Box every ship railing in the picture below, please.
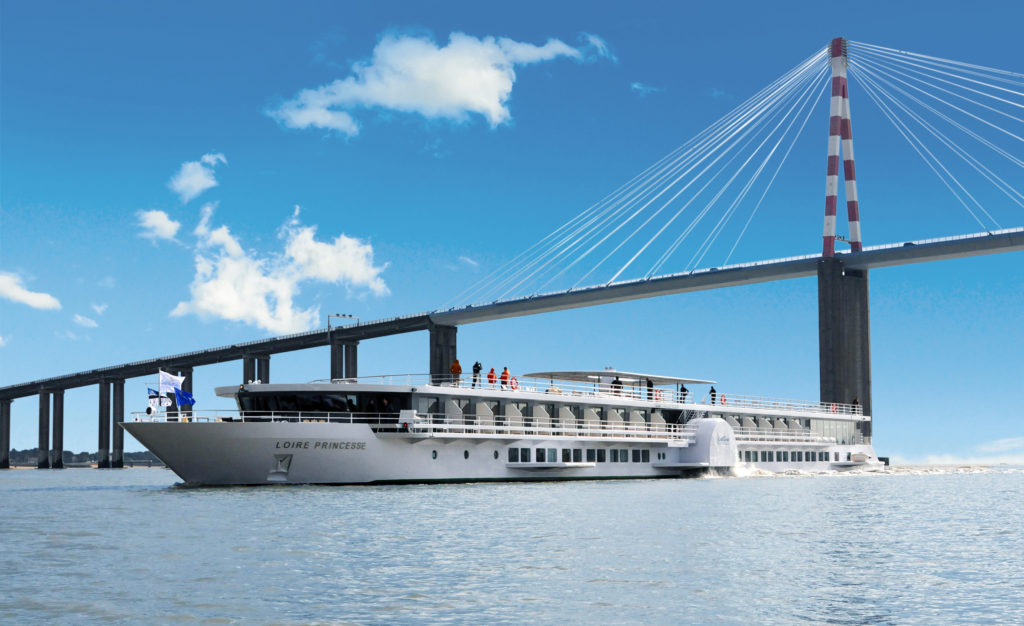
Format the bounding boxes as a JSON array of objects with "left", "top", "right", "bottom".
[
  {"left": 127, "top": 410, "right": 701, "bottom": 441},
  {"left": 731, "top": 427, "right": 837, "bottom": 444},
  {"left": 304, "top": 374, "right": 863, "bottom": 417},
  {"left": 409, "top": 413, "right": 701, "bottom": 441}
]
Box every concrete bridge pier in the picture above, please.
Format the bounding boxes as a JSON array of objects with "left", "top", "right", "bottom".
[
  {"left": 818, "top": 257, "right": 872, "bottom": 437},
  {"left": 429, "top": 323, "right": 457, "bottom": 384},
  {"left": 0, "top": 401, "right": 10, "bottom": 471},
  {"left": 243, "top": 356, "right": 256, "bottom": 383},
  {"left": 51, "top": 390, "right": 64, "bottom": 468},
  {"left": 256, "top": 356, "right": 270, "bottom": 383},
  {"left": 111, "top": 380, "right": 124, "bottom": 468},
  {"left": 37, "top": 392, "right": 50, "bottom": 468},
  {"left": 97, "top": 382, "right": 111, "bottom": 468},
  {"left": 1, "top": 399, "right": 10, "bottom": 469},
  {"left": 330, "top": 339, "right": 358, "bottom": 379}
]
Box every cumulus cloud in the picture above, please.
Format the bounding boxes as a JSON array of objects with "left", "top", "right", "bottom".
[
  {"left": 137, "top": 209, "right": 181, "bottom": 241},
  {"left": 268, "top": 31, "right": 608, "bottom": 137},
  {"left": 73, "top": 313, "right": 98, "bottom": 328},
  {"left": 168, "top": 153, "right": 227, "bottom": 203},
  {"left": 91, "top": 303, "right": 108, "bottom": 315},
  {"left": 0, "top": 272, "right": 61, "bottom": 310},
  {"left": 171, "top": 204, "right": 389, "bottom": 334}
]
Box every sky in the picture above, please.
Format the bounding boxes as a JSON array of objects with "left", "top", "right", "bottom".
[{"left": 1, "top": 0, "right": 1022, "bottom": 464}]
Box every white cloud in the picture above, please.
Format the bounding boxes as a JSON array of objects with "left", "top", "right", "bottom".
[
  {"left": 268, "top": 31, "right": 607, "bottom": 137},
  {"left": 168, "top": 153, "right": 227, "bottom": 203},
  {"left": 97, "top": 276, "right": 116, "bottom": 288},
  {"left": 581, "top": 33, "right": 616, "bottom": 62},
  {"left": 458, "top": 255, "right": 479, "bottom": 267},
  {"left": 631, "top": 82, "right": 661, "bottom": 96},
  {"left": 137, "top": 209, "right": 181, "bottom": 241},
  {"left": 0, "top": 335, "right": 6, "bottom": 347},
  {"left": 0, "top": 272, "right": 61, "bottom": 310},
  {"left": 91, "top": 303, "right": 108, "bottom": 315},
  {"left": 172, "top": 204, "right": 389, "bottom": 334},
  {"left": 73, "top": 313, "right": 98, "bottom": 328}
]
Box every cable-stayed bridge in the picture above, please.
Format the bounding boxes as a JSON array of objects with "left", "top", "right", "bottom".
[{"left": 2, "top": 38, "right": 1022, "bottom": 468}]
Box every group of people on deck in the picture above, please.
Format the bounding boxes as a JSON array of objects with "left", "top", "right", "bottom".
[{"left": 449, "top": 359, "right": 513, "bottom": 389}]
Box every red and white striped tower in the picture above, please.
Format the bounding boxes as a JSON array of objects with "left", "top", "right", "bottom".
[{"left": 822, "top": 37, "right": 862, "bottom": 256}]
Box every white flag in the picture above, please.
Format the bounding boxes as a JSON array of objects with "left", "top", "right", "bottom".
[{"left": 159, "top": 370, "right": 185, "bottom": 394}]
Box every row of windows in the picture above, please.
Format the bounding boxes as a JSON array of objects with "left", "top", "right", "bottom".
[
  {"left": 741, "top": 450, "right": 837, "bottom": 463},
  {"left": 507, "top": 447, "right": 652, "bottom": 464}
]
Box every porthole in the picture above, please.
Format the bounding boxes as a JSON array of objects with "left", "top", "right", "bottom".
[
  {"left": 432, "top": 450, "right": 437, "bottom": 460},
  {"left": 464, "top": 450, "right": 469, "bottom": 460},
  {"left": 493, "top": 450, "right": 499, "bottom": 460}
]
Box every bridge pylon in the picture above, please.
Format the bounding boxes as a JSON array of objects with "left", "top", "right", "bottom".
[
  {"left": 822, "top": 37, "right": 862, "bottom": 256},
  {"left": 819, "top": 38, "right": 871, "bottom": 438}
]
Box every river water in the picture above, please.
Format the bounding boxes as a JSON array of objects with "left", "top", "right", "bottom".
[{"left": 1, "top": 466, "right": 1021, "bottom": 624}]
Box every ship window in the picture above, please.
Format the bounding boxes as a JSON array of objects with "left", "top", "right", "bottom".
[
  {"left": 795, "top": 451, "right": 801, "bottom": 462},
  {"left": 508, "top": 448, "right": 519, "bottom": 462},
  {"left": 464, "top": 450, "right": 469, "bottom": 460},
  {"left": 766, "top": 451, "right": 773, "bottom": 462},
  {"left": 641, "top": 449, "right": 650, "bottom": 463},
  {"left": 573, "top": 449, "right": 582, "bottom": 463},
  {"left": 619, "top": 449, "right": 628, "bottom": 463},
  {"left": 759, "top": 451, "right": 766, "bottom": 462},
  {"left": 609, "top": 449, "right": 618, "bottom": 462},
  {"left": 535, "top": 448, "right": 546, "bottom": 462},
  {"left": 586, "top": 449, "right": 596, "bottom": 462},
  {"left": 548, "top": 448, "right": 556, "bottom": 462},
  {"left": 521, "top": 448, "right": 531, "bottom": 462},
  {"left": 632, "top": 449, "right": 641, "bottom": 463},
  {"left": 597, "top": 449, "right": 606, "bottom": 463},
  {"left": 431, "top": 450, "right": 437, "bottom": 460},
  {"left": 562, "top": 448, "right": 571, "bottom": 463},
  {"left": 494, "top": 450, "right": 499, "bottom": 460}
]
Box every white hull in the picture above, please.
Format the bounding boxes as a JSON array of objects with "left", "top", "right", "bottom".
[{"left": 123, "top": 417, "right": 881, "bottom": 486}]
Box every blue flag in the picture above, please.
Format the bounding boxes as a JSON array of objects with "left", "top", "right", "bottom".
[
  {"left": 174, "top": 388, "right": 196, "bottom": 406},
  {"left": 147, "top": 388, "right": 160, "bottom": 399}
]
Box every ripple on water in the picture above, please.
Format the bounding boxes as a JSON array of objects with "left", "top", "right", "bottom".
[{"left": 1, "top": 467, "right": 1023, "bottom": 623}]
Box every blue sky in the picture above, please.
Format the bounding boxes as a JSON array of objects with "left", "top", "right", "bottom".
[{"left": 2, "top": 0, "right": 1022, "bottom": 463}]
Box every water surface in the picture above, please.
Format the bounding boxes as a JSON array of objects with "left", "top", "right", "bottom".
[{"left": 1, "top": 466, "right": 1021, "bottom": 623}]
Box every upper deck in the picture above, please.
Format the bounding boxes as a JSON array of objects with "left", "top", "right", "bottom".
[{"left": 216, "top": 372, "right": 868, "bottom": 421}]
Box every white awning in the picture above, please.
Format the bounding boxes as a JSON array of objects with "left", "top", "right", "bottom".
[{"left": 523, "top": 369, "right": 715, "bottom": 386}]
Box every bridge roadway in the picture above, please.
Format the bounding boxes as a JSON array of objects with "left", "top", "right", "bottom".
[{"left": 1, "top": 227, "right": 1021, "bottom": 402}]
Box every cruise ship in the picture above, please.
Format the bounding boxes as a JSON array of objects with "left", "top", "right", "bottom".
[{"left": 122, "top": 369, "right": 882, "bottom": 486}]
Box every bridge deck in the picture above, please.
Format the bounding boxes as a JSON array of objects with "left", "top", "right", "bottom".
[{"left": 1, "top": 228, "right": 1021, "bottom": 400}]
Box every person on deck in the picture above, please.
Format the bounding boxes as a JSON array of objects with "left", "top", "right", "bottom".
[
  {"left": 646, "top": 378, "right": 654, "bottom": 400},
  {"left": 680, "top": 384, "right": 689, "bottom": 403},
  {"left": 500, "top": 367, "right": 510, "bottom": 390},
  {"left": 487, "top": 367, "right": 497, "bottom": 387},
  {"left": 450, "top": 359, "right": 462, "bottom": 384},
  {"left": 472, "top": 361, "right": 482, "bottom": 388},
  {"left": 611, "top": 377, "right": 622, "bottom": 395}
]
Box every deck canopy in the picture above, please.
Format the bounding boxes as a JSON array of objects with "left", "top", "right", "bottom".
[{"left": 524, "top": 369, "right": 715, "bottom": 386}]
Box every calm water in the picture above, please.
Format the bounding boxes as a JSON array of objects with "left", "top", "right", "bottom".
[{"left": 1, "top": 467, "right": 1021, "bottom": 624}]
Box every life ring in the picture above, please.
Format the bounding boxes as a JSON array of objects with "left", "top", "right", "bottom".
[
  {"left": 720, "top": 395, "right": 727, "bottom": 405},
  {"left": 654, "top": 389, "right": 663, "bottom": 401},
  {"left": 510, "top": 377, "right": 519, "bottom": 391},
  {"left": 830, "top": 403, "right": 837, "bottom": 414}
]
